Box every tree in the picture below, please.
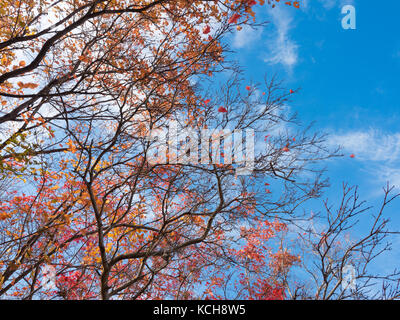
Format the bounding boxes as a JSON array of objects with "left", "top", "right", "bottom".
[
  {"left": 286, "top": 184, "right": 400, "bottom": 300},
  {"left": 0, "top": 0, "right": 320, "bottom": 300},
  {"left": 1, "top": 0, "right": 398, "bottom": 301}
]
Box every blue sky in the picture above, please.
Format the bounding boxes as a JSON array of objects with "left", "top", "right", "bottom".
[{"left": 227, "top": 0, "right": 400, "bottom": 274}]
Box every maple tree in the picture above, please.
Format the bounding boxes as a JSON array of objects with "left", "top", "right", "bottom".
[
  {"left": 0, "top": 0, "right": 311, "bottom": 300},
  {"left": 1, "top": 0, "right": 398, "bottom": 301}
]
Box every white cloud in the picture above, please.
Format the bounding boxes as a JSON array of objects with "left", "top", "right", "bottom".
[
  {"left": 264, "top": 7, "right": 298, "bottom": 70},
  {"left": 318, "top": 0, "right": 338, "bottom": 10},
  {"left": 232, "top": 25, "right": 262, "bottom": 49},
  {"left": 328, "top": 130, "right": 400, "bottom": 163},
  {"left": 328, "top": 129, "right": 400, "bottom": 189},
  {"left": 378, "top": 166, "right": 400, "bottom": 189},
  {"left": 261, "top": 0, "right": 357, "bottom": 70}
]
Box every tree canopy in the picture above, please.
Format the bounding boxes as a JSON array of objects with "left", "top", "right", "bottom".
[{"left": 0, "top": 0, "right": 398, "bottom": 300}]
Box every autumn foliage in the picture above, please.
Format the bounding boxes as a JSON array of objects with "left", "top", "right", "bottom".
[{"left": 1, "top": 0, "right": 398, "bottom": 301}]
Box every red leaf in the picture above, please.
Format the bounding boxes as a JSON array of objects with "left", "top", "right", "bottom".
[
  {"left": 228, "top": 13, "right": 241, "bottom": 24},
  {"left": 218, "top": 106, "right": 227, "bottom": 113},
  {"left": 203, "top": 25, "right": 211, "bottom": 34}
]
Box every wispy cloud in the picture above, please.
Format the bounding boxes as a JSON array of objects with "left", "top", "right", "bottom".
[
  {"left": 232, "top": 25, "right": 262, "bottom": 49},
  {"left": 264, "top": 6, "right": 298, "bottom": 70},
  {"left": 328, "top": 130, "right": 400, "bottom": 163}
]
